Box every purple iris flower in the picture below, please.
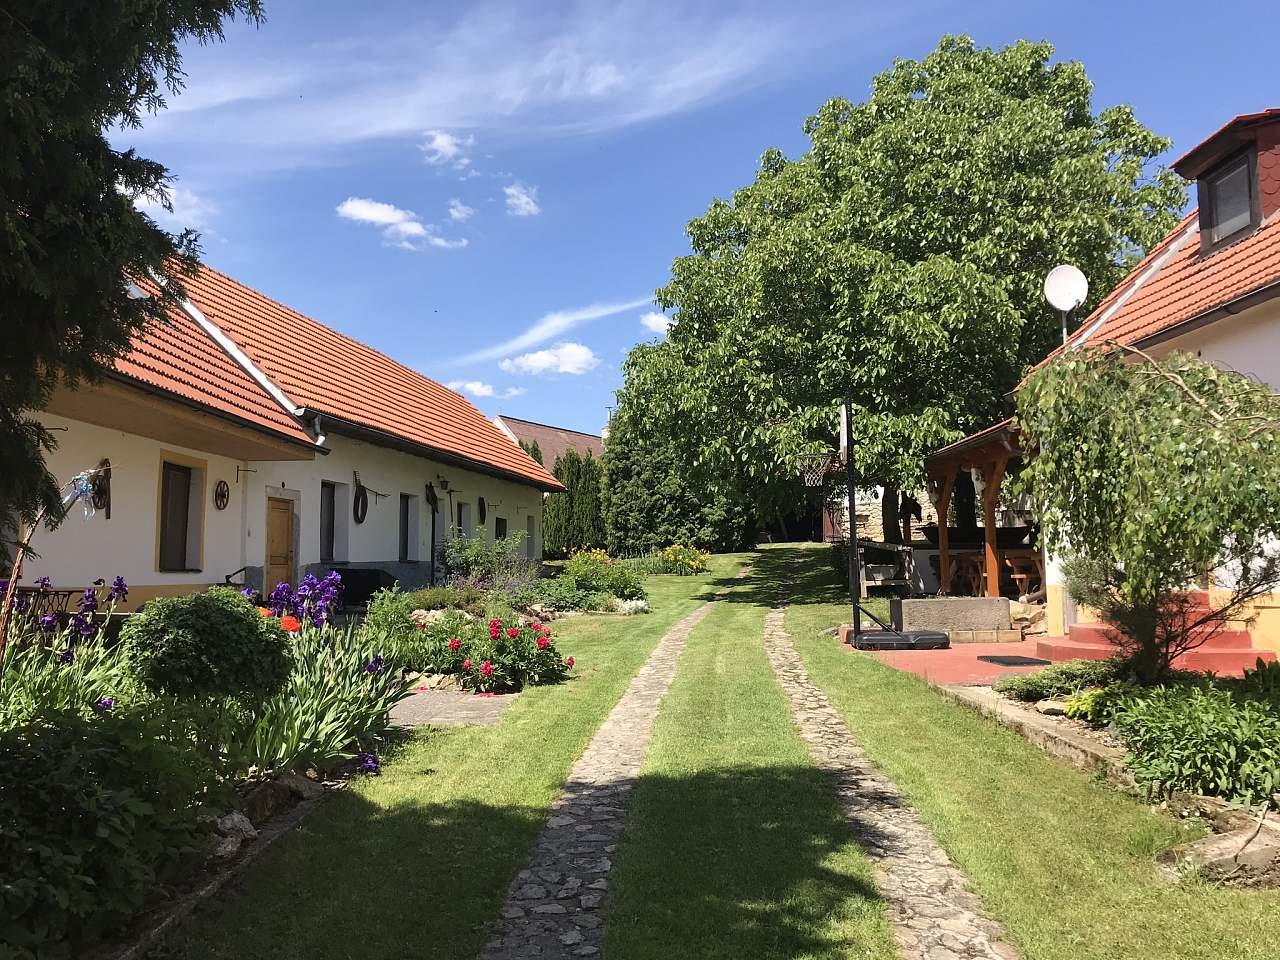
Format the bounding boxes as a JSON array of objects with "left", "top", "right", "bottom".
[
  {"left": 107, "top": 576, "right": 128, "bottom": 603},
  {"left": 356, "top": 751, "right": 380, "bottom": 775},
  {"left": 364, "top": 653, "right": 385, "bottom": 673},
  {"left": 39, "top": 614, "right": 57, "bottom": 633},
  {"left": 14, "top": 594, "right": 30, "bottom": 614},
  {"left": 35, "top": 576, "right": 52, "bottom": 591},
  {"left": 267, "top": 581, "right": 294, "bottom": 618},
  {"left": 94, "top": 697, "right": 115, "bottom": 711},
  {"left": 79, "top": 589, "right": 99, "bottom": 614},
  {"left": 58, "top": 647, "right": 75, "bottom": 664},
  {"left": 69, "top": 612, "right": 96, "bottom": 639},
  {"left": 240, "top": 586, "right": 256, "bottom": 600}
]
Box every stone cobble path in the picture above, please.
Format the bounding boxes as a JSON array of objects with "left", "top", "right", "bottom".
[
  {"left": 763, "top": 608, "right": 1021, "bottom": 960},
  {"left": 482, "top": 585, "right": 736, "bottom": 959}
]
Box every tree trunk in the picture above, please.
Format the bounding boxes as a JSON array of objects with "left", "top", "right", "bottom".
[{"left": 880, "top": 485, "right": 901, "bottom": 544}]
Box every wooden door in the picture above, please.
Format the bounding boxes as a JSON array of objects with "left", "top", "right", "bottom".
[{"left": 265, "top": 497, "right": 294, "bottom": 591}]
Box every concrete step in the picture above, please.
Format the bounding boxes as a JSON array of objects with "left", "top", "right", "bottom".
[{"left": 1068, "top": 621, "right": 1255, "bottom": 650}]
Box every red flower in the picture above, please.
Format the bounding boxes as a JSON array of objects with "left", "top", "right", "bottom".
[
  {"left": 536, "top": 636, "right": 550, "bottom": 650},
  {"left": 531, "top": 622, "right": 543, "bottom": 632},
  {"left": 280, "top": 615, "right": 302, "bottom": 633},
  {"left": 448, "top": 636, "right": 461, "bottom": 652},
  {"left": 480, "top": 660, "right": 494, "bottom": 678},
  {"left": 506, "top": 627, "right": 519, "bottom": 639},
  {"left": 417, "top": 623, "right": 426, "bottom": 631},
  {"left": 490, "top": 624, "right": 501, "bottom": 640},
  {"left": 566, "top": 656, "right": 574, "bottom": 669},
  {"left": 462, "top": 657, "right": 472, "bottom": 672}
]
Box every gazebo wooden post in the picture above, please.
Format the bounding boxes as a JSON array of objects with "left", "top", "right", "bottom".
[
  {"left": 935, "top": 470, "right": 956, "bottom": 595},
  {"left": 981, "top": 456, "right": 1009, "bottom": 598}
]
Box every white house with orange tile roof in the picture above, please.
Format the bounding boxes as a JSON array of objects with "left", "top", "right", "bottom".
[
  {"left": 22, "top": 265, "right": 562, "bottom": 608},
  {"left": 924, "top": 109, "right": 1280, "bottom": 662}
]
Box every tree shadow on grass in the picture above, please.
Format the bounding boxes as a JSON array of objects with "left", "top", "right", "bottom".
[
  {"left": 143, "top": 762, "right": 894, "bottom": 960},
  {"left": 606, "top": 764, "right": 893, "bottom": 960},
  {"left": 698, "top": 546, "right": 856, "bottom": 609}
]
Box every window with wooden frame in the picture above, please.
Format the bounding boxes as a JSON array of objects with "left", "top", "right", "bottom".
[
  {"left": 1199, "top": 149, "right": 1261, "bottom": 254},
  {"left": 157, "top": 456, "right": 205, "bottom": 572}
]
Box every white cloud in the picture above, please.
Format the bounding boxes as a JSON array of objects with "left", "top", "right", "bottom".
[
  {"left": 421, "top": 129, "right": 474, "bottom": 168},
  {"left": 135, "top": 184, "right": 218, "bottom": 231},
  {"left": 447, "top": 379, "right": 495, "bottom": 397},
  {"left": 448, "top": 197, "right": 475, "bottom": 221},
  {"left": 452, "top": 296, "right": 650, "bottom": 366},
  {"left": 504, "top": 183, "right": 540, "bottom": 217},
  {"left": 503, "top": 386, "right": 527, "bottom": 398},
  {"left": 118, "top": 7, "right": 899, "bottom": 178},
  {"left": 335, "top": 196, "right": 467, "bottom": 251},
  {"left": 500, "top": 342, "right": 598, "bottom": 375},
  {"left": 639, "top": 311, "right": 672, "bottom": 335}
]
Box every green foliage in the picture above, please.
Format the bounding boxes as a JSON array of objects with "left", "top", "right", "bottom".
[
  {"left": 511, "top": 577, "right": 600, "bottom": 613},
  {"left": 454, "top": 617, "right": 570, "bottom": 693},
  {"left": 245, "top": 624, "right": 409, "bottom": 775},
  {"left": 562, "top": 549, "right": 647, "bottom": 600},
  {"left": 519, "top": 438, "right": 544, "bottom": 464},
  {"left": 0, "top": 710, "right": 210, "bottom": 956},
  {"left": 442, "top": 532, "right": 529, "bottom": 583},
  {"left": 619, "top": 545, "right": 712, "bottom": 577},
  {"left": 642, "top": 35, "right": 1182, "bottom": 515},
  {"left": 993, "top": 658, "right": 1126, "bottom": 702},
  {"left": 1113, "top": 686, "right": 1280, "bottom": 808},
  {"left": 1234, "top": 657, "right": 1280, "bottom": 708},
  {"left": 602, "top": 341, "right": 756, "bottom": 555},
  {"left": 0, "top": 1, "right": 261, "bottom": 542},
  {"left": 1062, "top": 683, "right": 1139, "bottom": 726},
  {"left": 401, "top": 585, "right": 487, "bottom": 618},
  {"left": 0, "top": 636, "right": 132, "bottom": 729},
  {"left": 543, "top": 450, "right": 606, "bottom": 557},
  {"left": 363, "top": 586, "right": 416, "bottom": 641},
  {"left": 1019, "top": 349, "right": 1280, "bottom": 682},
  {"left": 121, "top": 588, "right": 291, "bottom": 702}
]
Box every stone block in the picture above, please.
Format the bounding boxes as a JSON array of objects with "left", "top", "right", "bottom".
[{"left": 892, "top": 597, "right": 1011, "bottom": 632}]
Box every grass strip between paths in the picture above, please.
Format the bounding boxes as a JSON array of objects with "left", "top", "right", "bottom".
[
  {"left": 605, "top": 578, "right": 898, "bottom": 960},
  {"left": 773, "top": 545, "right": 1280, "bottom": 960},
  {"left": 148, "top": 555, "right": 746, "bottom": 960}
]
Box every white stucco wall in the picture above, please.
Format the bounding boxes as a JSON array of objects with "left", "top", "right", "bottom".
[
  {"left": 21, "top": 413, "right": 249, "bottom": 598},
  {"left": 21, "top": 415, "right": 545, "bottom": 604},
  {"left": 243, "top": 433, "right": 544, "bottom": 586}
]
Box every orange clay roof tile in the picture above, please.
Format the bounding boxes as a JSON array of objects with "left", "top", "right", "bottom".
[
  {"left": 115, "top": 277, "right": 315, "bottom": 446},
  {"left": 178, "top": 264, "right": 562, "bottom": 490}
]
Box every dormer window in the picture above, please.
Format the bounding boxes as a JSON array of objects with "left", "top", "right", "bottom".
[{"left": 1199, "top": 149, "right": 1260, "bottom": 254}]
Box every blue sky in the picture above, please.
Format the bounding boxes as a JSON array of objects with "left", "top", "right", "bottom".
[{"left": 122, "top": 0, "right": 1279, "bottom": 436}]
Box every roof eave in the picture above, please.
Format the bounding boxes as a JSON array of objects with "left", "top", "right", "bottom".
[{"left": 311, "top": 410, "right": 565, "bottom": 492}]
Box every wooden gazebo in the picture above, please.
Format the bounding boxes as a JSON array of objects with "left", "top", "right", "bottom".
[{"left": 924, "top": 418, "right": 1041, "bottom": 598}]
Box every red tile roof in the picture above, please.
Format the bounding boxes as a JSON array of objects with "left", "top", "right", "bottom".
[
  {"left": 1035, "top": 204, "right": 1280, "bottom": 367},
  {"left": 179, "top": 264, "right": 562, "bottom": 490},
  {"left": 115, "top": 277, "right": 316, "bottom": 447},
  {"left": 495, "top": 416, "right": 604, "bottom": 469}
]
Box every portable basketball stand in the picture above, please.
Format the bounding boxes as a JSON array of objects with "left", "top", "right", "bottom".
[{"left": 829, "top": 395, "right": 949, "bottom": 652}]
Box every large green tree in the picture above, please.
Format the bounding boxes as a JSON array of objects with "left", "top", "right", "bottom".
[
  {"left": 658, "top": 36, "right": 1184, "bottom": 510},
  {"left": 602, "top": 341, "right": 756, "bottom": 554},
  {"left": 1, "top": 1, "right": 260, "bottom": 547},
  {"left": 542, "top": 450, "right": 606, "bottom": 557}
]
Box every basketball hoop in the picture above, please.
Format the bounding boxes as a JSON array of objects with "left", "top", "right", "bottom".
[{"left": 798, "top": 451, "right": 835, "bottom": 489}]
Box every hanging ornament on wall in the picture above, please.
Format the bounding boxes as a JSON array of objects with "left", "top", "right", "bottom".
[
  {"left": 353, "top": 483, "right": 369, "bottom": 524},
  {"left": 213, "top": 480, "right": 230, "bottom": 510},
  {"left": 89, "top": 459, "right": 112, "bottom": 519}
]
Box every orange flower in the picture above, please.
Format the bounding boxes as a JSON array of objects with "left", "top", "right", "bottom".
[
  {"left": 258, "top": 607, "right": 272, "bottom": 617},
  {"left": 280, "top": 615, "right": 302, "bottom": 632}
]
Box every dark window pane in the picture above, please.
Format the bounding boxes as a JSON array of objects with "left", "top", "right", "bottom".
[
  {"left": 159, "top": 462, "right": 191, "bottom": 571},
  {"left": 1211, "top": 158, "right": 1253, "bottom": 241},
  {"left": 495, "top": 517, "right": 508, "bottom": 539},
  {"left": 320, "top": 482, "right": 335, "bottom": 562}
]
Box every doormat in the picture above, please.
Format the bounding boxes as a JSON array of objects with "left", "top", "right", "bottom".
[{"left": 977, "top": 655, "right": 1051, "bottom": 667}]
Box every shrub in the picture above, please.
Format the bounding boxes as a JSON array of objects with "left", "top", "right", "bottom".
[
  {"left": 512, "top": 576, "right": 611, "bottom": 613},
  {"left": 391, "top": 610, "right": 480, "bottom": 674},
  {"left": 604, "top": 563, "right": 646, "bottom": 601},
  {"left": 402, "top": 585, "right": 486, "bottom": 618},
  {"left": 1113, "top": 685, "right": 1280, "bottom": 808},
  {"left": 121, "top": 587, "right": 292, "bottom": 703},
  {"left": 1233, "top": 657, "right": 1280, "bottom": 709},
  {"left": 364, "top": 585, "right": 416, "bottom": 640},
  {"left": 993, "top": 658, "right": 1126, "bottom": 702},
  {"left": 245, "top": 623, "right": 410, "bottom": 775},
  {"left": 564, "top": 548, "right": 614, "bottom": 592},
  {"left": 442, "top": 533, "right": 538, "bottom": 593},
  {"left": 0, "top": 711, "right": 210, "bottom": 956},
  {"left": 657, "top": 544, "right": 711, "bottom": 575},
  {"left": 1062, "top": 683, "right": 1140, "bottom": 726},
  {"left": 453, "top": 617, "right": 570, "bottom": 693}
]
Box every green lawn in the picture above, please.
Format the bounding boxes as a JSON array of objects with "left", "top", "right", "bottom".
[
  {"left": 767, "top": 545, "right": 1280, "bottom": 960},
  {"left": 148, "top": 555, "right": 745, "bottom": 960},
  {"left": 605, "top": 582, "right": 897, "bottom": 959}
]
